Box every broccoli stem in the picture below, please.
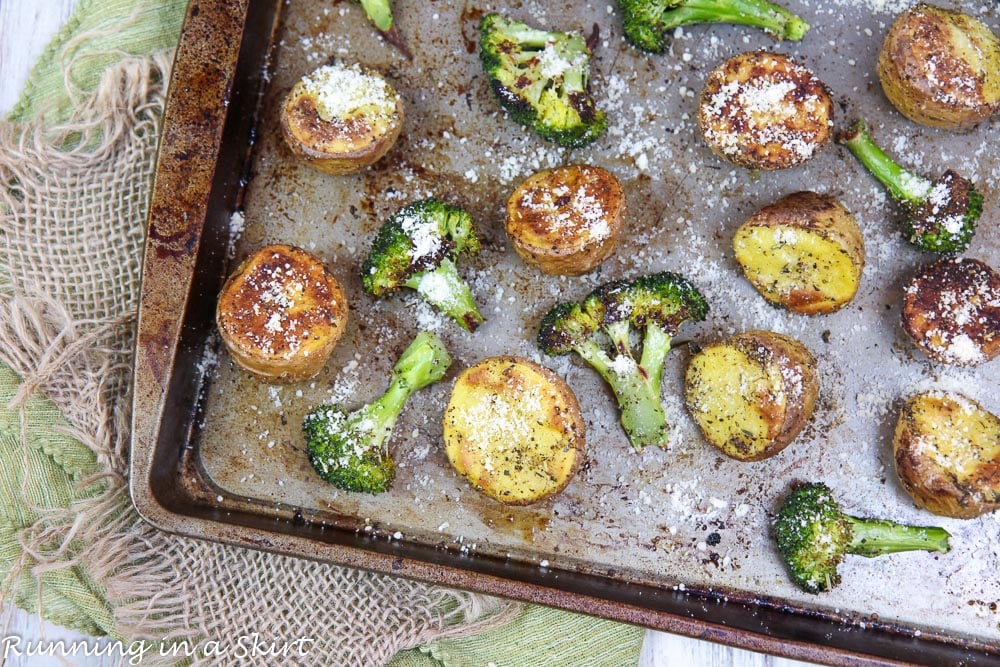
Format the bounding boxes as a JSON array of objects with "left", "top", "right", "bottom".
[
  {"left": 406, "top": 258, "right": 485, "bottom": 332},
  {"left": 847, "top": 517, "right": 951, "bottom": 557},
  {"left": 358, "top": 0, "right": 412, "bottom": 59},
  {"left": 662, "top": 0, "right": 809, "bottom": 39},
  {"left": 391, "top": 330, "right": 452, "bottom": 392},
  {"left": 839, "top": 120, "right": 933, "bottom": 205},
  {"left": 638, "top": 323, "right": 672, "bottom": 389},
  {"left": 359, "top": 384, "right": 409, "bottom": 453},
  {"left": 501, "top": 22, "right": 562, "bottom": 49},
  {"left": 361, "top": 331, "right": 451, "bottom": 452},
  {"left": 576, "top": 339, "right": 669, "bottom": 449},
  {"left": 359, "top": 0, "right": 393, "bottom": 31}
]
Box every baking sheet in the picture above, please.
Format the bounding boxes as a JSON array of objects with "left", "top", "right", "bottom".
[{"left": 192, "top": 0, "right": 1000, "bottom": 648}]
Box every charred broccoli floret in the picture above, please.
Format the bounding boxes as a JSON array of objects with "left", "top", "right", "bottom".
[
  {"left": 538, "top": 272, "right": 708, "bottom": 449},
  {"left": 479, "top": 13, "right": 607, "bottom": 147},
  {"left": 358, "top": 0, "right": 411, "bottom": 59},
  {"left": 303, "top": 331, "right": 451, "bottom": 493},
  {"left": 839, "top": 120, "right": 982, "bottom": 254},
  {"left": 617, "top": 0, "right": 809, "bottom": 53},
  {"left": 362, "top": 199, "right": 485, "bottom": 332},
  {"left": 774, "top": 482, "right": 951, "bottom": 593}
]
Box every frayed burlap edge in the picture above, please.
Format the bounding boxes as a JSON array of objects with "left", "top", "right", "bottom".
[{"left": 0, "top": 45, "right": 520, "bottom": 666}]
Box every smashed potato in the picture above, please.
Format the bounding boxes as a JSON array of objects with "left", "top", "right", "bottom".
[
  {"left": 281, "top": 62, "right": 404, "bottom": 175},
  {"left": 697, "top": 51, "right": 833, "bottom": 171},
  {"left": 734, "top": 191, "right": 865, "bottom": 314},
  {"left": 443, "top": 356, "right": 585, "bottom": 505},
  {"left": 685, "top": 330, "right": 819, "bottom": 461},
  {"left": 878, "top": 4, "right": 1000, "bottom": 129},
  {"left": 894, "top": 391, "right": 1000, "bottom": 518},
  {"left": 216, "top": 244, "right": 348, "bottom": 383},
  {"left": 506, "top": 165, "right": 625, "bottom": 276}
]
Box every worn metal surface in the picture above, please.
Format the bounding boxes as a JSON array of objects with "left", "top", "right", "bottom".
[{"left": 133, "top": 0, "right": 1000, "bottom": 663}]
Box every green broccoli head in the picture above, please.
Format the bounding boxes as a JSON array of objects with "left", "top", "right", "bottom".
[
  {"left": 773, "top": 482, "right": 853, "bottom": 593},
  {"left": 538, "top": 301, "right": 599, "bottom": 356},
  {"left": 538, "top": 272, "right": 708, "bottom": 449},
  {"left": 479, "top": 13, "right": 607, "bottom": 148},
  {"left": 606, "top": 271, "right": 709, "bottom": 331},
  {"left": 303, "top": 404, "right": 396, "bottom": 493},
  {"left": 774, "top": 482, "right": 951, "bottom": 593},
  {"left": 303, "top": 331, "right": 452, "bottom": 494},
  {"left": 904, "top": 170, "right": 982, "bottom": 254},
  {"left": 362, "top": 199, "right": 485, "bottom": 331},
  {"left": 617, "top": 0, "right": 809, "bottom": 54}
]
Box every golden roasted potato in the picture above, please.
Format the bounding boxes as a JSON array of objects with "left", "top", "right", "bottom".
[
  {"left": 878, "top": 4, "right": 1000, "bottom": 130},
  {"left": 902, "top": 257, "right": 1000, "bottom": 366},
  {"left": 894, "top": 391, "right": 1000, "bottom": 518},
  {"left": 280, "top": 62, "right": 404, "bottom": 175},
  {"left": 443, "top": 356, "right": 585, "bottom": 505},
  {"left": 216, "top": 244, "right": 348, "bottom": 383},
  {"left": 506, "top": 165, "right": 625, "bottom": 276},
  {"left": 733, "top": 191, "right": 865, "bottom": 314},
  {"left": 685, "top": 330, "right": 819, "bottom": 461},
  {"left": 697, "top": 51, "right": 833, "bottom": 171}
]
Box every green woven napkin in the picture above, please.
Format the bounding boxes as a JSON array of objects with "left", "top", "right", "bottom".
[
  {"left": 388, "top": 606, "right": 643, "bottom": 667},
  {"left": 2, "top": 0, "right": 646, "bottom": 663},
  {"left": 0, "top": 364, "right": 112, "bottom": 637}
]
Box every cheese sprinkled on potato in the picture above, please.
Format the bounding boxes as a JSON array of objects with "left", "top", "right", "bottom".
[{"left": 302, "top": 62, "right": 399, "bottom": 124}]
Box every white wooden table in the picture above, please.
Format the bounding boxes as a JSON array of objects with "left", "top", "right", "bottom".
[{"left": 0, "top": 1, "right": 817, "bottom": 665}]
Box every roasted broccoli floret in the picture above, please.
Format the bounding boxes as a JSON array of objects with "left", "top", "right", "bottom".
[
  {"left": 362, "top": 199, "right": 485, "bottom": 332},
  {"left": 774, "top": 482, "right": 951, "bottom": 593},
  {"left": 538, "top": 272, "right": 708, "bottom": 449},
  {"left": 358, "top": 0, "right": 412, "bottom": 59},
  {"left": 303, "top": 331, "right": 451, "bottom": 493},
  {"left": 617, "top": 0, "right": 809, "bottom": 53},
  {"left": 839, "top": 120, "right": 982, "bottom": 254},
  {"left": 479, "top": 13, "right": 607, "bottom": 148}
]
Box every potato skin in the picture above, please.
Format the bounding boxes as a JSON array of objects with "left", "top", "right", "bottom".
[
  {"left": 443, "top": 356, "right": 585, "bottom": 505},
  {"left": 894, "top": 392, "right": 1000, "bottom": 518},
  {"left": 685, "top": 330, "right": 819, "bottom": 461},
  {"left": 280, "top": 65, "right": 404, "bottom": 175},
  {"left": 902, "top": 257, "right": 1000, "bottom": 367},
  {"left": 697, "top": 51, "right": 833, "bottom": 171},
  {"left": 878, "top": 4, "right": 1000, "bottom": 130},
  {"left": 734, "top": 192, "right": 865, "bottom": 314},
  {"left": 216, "top": 244, "right": 348, "bottom": 383},
  {"left": 505, "top": 165, "right": 625, "bottom": 276}
]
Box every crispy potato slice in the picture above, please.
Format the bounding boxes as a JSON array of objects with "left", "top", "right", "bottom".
[
  {"left": 733, "top": 191, "right": 865, "bottom": 314},
  {"left": 443, "top": 356, "right": 585, "bottom": 505},
  {"left": 878, "top": 4, "right": 1000, "bottom": 130},
  {"left": 902, "top": 257, "right": 1000, "bottom": 367},
  {"left": 216, "top": 244, "right": 348, "bottom": 383},
  {"left": 685, "top": 330, "right": 819, "bottom": 461},
  {"left": 280, "top": 62, "right": 404, "bottom": 175},
  {"left": 894, "top": 391, "right": 1000, "bottom": 518},
  {"left": 697, "top": 51, "right": 833, "bottom": 171},
  {"left": 505, "top": 165, "right": 625, "bottom": 276}
]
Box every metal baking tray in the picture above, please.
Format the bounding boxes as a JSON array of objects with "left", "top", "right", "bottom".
[{"left": 131, "top": 0, "right": 1000, "bottom": 663}]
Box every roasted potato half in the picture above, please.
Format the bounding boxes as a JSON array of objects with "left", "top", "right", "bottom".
[
  {"left": 697, "top": 51, "right": 833, "bottom": 171},
  {"left": 506, "top": 165, "right": 625, "bottom": 276},
  {"left": 894, "top": 391, "right": 1000, "bottom": 518},
  {"left": 734, "top": 191, "right": 865, "bottom": 314},
  {"left": 443, "top": 356, "right": 585, "bottom": 505},
  {"left": 685, "top": 330, "right": 819, "bottom": 461},
  {"left": 280, "top": 62, "right": 404, "bottom": 175},
  {"left": 902, "top": 257, "right": 1000, "bottom": 366},
  {"left": 216, "top": 244, "right": 348, "bottom": 383},
  {"left": 878, "top": 4, "right": 1000, "bottom": 130}
]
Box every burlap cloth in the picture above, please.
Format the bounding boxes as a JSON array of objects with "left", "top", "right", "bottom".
[{"left": 0, "top": 0, "right": 645, "bottom": 665}]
